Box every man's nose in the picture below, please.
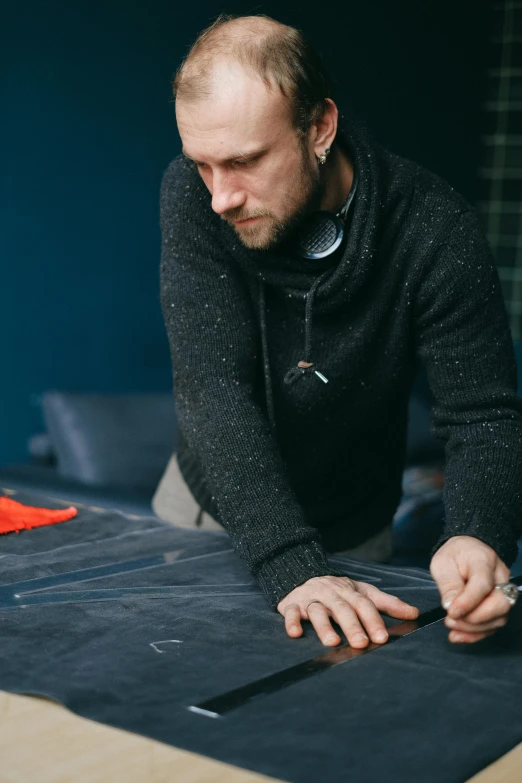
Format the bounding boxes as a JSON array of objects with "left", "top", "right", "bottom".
[{"left": 211, "top": 172, "right": 245, "bottom": 216}]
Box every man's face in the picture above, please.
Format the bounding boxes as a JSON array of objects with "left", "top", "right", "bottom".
[{"left": 176, "top": 59, "right": 323, "bottom": 250}]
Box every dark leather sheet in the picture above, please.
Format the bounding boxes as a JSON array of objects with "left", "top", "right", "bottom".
[{"left": 1, "top": 489, "right": 521, "bottom": 783}]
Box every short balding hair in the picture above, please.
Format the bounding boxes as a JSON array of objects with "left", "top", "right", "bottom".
[{"left": 173, "top": 14, "right": 334, "bottom": 138}]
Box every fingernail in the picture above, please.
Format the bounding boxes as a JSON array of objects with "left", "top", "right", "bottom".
[
  {"left": 442, "top": 591, "right": 459, "bottom": 609},
  {"left": 352, "top": 633, "right": 368, "bottom": 643},
  {"left": 451, "top": 633, "right": 465, "bottom": 643},
  {"left": 325, "top": 634, "right": 339, "bottom": 644},
  {"left": 375, "top": 631, "right": 388, "bottom": 643}
]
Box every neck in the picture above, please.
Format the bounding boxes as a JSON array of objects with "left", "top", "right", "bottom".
[{"left": 319, "top": 142, "right": 354, "bottom": 214}]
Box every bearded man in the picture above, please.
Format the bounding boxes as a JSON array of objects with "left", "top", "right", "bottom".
[{"left": 155, "top": 14, "right": 522, "bottom": 649}]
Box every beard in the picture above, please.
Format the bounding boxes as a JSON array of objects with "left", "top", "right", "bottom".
[{"left": 221, "top": 146, "right": 324, "bottom": 251}]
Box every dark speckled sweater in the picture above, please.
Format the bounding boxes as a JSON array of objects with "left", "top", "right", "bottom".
[{"left": 159, "top": 114, "right": 522, "bottom": 610}]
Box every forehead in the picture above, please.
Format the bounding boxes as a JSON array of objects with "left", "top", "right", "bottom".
[{"left": 176, "top": 59, "right": 294, "bottom": 162}]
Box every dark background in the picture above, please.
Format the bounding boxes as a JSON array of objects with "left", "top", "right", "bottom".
[{"left": 1, "top": 1, "right": 493, "bottom": 464}]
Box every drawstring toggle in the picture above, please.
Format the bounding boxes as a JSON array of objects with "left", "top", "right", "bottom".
[{"left": 284, "top": 361, "right": 329, "bottom": 386}]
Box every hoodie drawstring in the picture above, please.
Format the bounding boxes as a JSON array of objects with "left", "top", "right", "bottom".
[
  {"left": 258, "top": 269, "right": 333, "bottom": 438},
  {"left": 258, "top": 281, "right": 277, "bottom": 439}
]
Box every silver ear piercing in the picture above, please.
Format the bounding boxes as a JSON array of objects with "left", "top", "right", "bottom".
[{"left": 318, "top": 147, "right": 331, "bottom": 165}]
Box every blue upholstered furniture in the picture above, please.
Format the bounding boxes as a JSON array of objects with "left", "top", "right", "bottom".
[{"left": 0, "top": 392, "right": 178, "bottom": 517}]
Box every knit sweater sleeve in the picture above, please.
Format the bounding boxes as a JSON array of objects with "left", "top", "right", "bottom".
[
  {"left": 414, "top": 206, "right": 522, "bottom": 566},
  {"left": 159, "top": 159, "right": 340, "bottom": 609}
]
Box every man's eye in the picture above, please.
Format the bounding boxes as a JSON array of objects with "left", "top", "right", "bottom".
[{"left": 233, "top": 157, "right": 258, "bottom": 168}]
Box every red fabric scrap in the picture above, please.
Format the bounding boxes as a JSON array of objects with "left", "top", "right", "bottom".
[{"left": 0, "top": 495, "right": 78, "bottom": 534}]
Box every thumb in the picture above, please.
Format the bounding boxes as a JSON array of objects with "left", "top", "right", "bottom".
[{"left": 431, "top": 554, "right": 465, "bottom": 610}]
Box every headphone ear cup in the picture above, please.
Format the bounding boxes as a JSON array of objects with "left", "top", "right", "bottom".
[
  {"left": 294, "top": 161, "right": 358, "bottom": 261},
  {"left": 295, "top": 212, "right": 345, "bottom": 260}
]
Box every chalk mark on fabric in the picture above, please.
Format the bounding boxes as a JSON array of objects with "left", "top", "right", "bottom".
[{"left": 150, "top": 640, "right": 183, "bottom": 653}]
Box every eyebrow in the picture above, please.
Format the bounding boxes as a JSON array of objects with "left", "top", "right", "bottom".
[{"left": 182, "top": 147, "right": 268, "bottom": 165}]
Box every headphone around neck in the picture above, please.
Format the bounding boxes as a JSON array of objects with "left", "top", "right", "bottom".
[{"left": 294, "top": 156, "right": 359, "bottom": 261}]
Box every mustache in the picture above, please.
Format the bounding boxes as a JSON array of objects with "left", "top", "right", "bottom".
[{"left": 221, "top": 209, "right": 272, "bottom": 222}]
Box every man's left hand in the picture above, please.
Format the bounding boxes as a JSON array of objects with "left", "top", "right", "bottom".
[{"left": 430, "top": 535, "right": 514, "bottom": 643}]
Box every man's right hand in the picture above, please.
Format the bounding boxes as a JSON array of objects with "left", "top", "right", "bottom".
[{"left": 277, "top": 574, "right": 419, "bottom": 647}]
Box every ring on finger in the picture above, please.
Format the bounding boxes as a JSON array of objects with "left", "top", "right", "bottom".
[
  {"left": 495, "top": 582, "right": 519, "bottom": 606},
  {"left": 306, "top": 600, "right": 323, "bottom": 612}
]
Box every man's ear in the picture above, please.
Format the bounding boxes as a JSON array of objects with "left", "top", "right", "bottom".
[{"left": 312, "top": 98, "right": 338, "bottom": 160}]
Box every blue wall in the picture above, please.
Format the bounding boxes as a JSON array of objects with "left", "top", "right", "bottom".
[{"left": 1, "top": 1, "right": 491, "bottom": 464}]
